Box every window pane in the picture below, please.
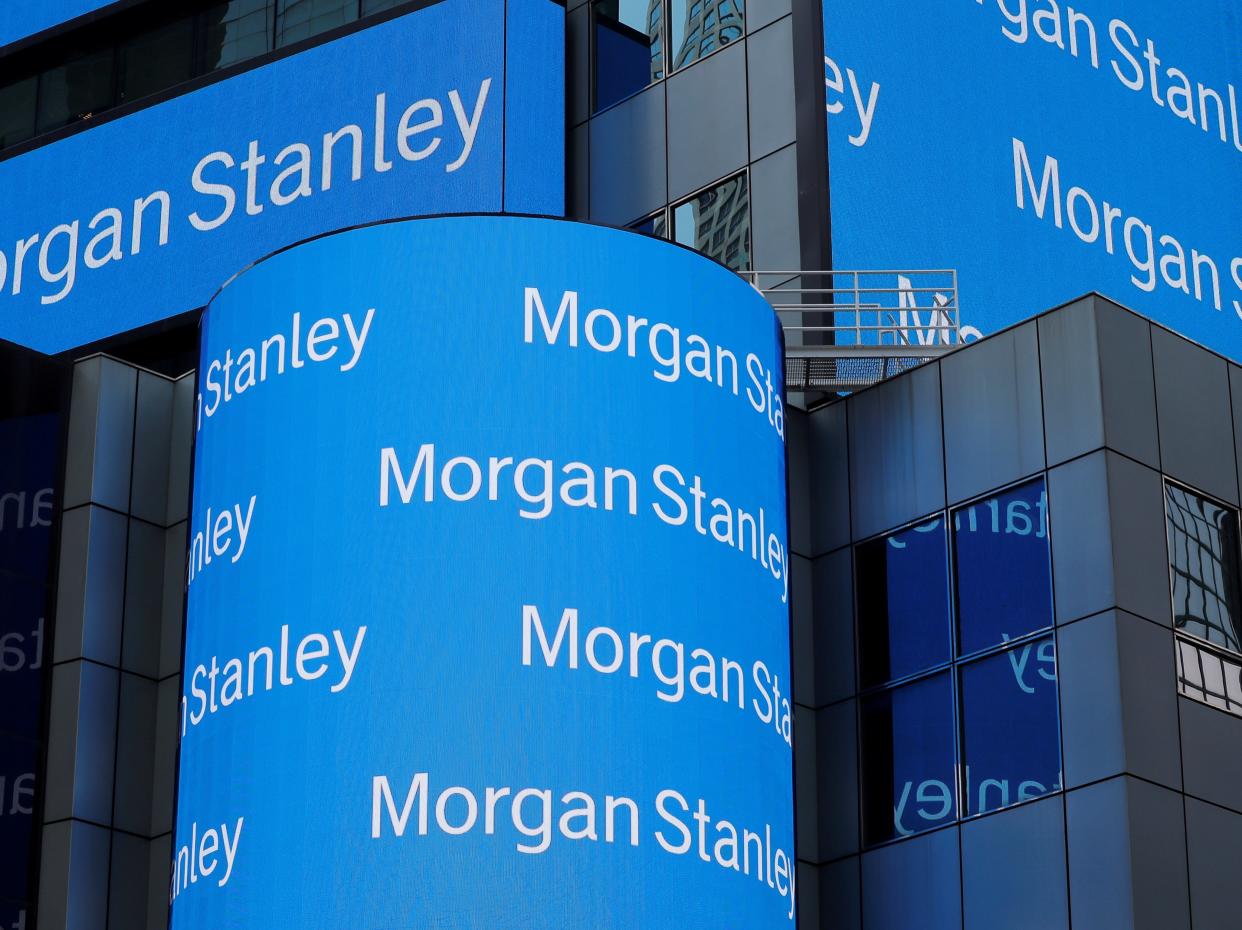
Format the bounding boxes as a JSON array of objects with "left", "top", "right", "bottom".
[
  {"left": 118, "top": 18, "right": 194, "bottom": 103},
  {"left": 860, "top": 672, "right": 955, "bottom": 845},
  {"left": 203, "top": 0, "right": 275, "bottom": 71},
  {"left": 1177, "top": 635, "right": 1242, "bottom": 715},
  {"left": 0, "top": 577, "right": 47, "bottom": 742},
  {"left": 855, "top": 516, "right": 951, "bottom": 688},
  {"left": 669, "top": 0, "right": 742, "bottom": 70},
  {"left": 0, "top": 734, "right": 37, "bottom": 901},
  {"left": 953, "top": 479, "right": 1052, "bottom": 655},
  {"left": 36, "top": 46, "right": 116, "bottom": 134},
  {"left": 593, "top": 0, "right": 662, "bottom": 112},
  {"left": 1166, "top": 483, "right": 1242, "bottom": 653},
  {"left": 671, "top": 173, "right": 749, "bottom": 272},
  {"left": 276, "top": 0, "right": 358, "bottom": 47},
  {"left": 960, "top": 637, "right": 1060, "bottom": 816},
  {"left": 629, "top": 211, "right": 667, "bottom": 237},
  {"left": 362, "top": 0, "right": 404, "bottom": 12},
  {"left": 0, "top": 76, "right": 36, "bottom": 148}
]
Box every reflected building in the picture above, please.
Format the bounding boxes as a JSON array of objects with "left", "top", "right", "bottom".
[
  {"left": 673, "top": 173, "right": 750, "bottom": 271},
  {"left": 0, "top": 347, "right": 65, "bottom": 928},
  {"left": 1165, "top": 482, "right": 1242, "bottom": 652},
  {"left": 669, "top": 0, "right": 743, "bottom": 70}
]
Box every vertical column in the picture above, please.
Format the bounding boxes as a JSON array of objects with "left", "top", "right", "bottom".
[{"left": 38, "top": 356, "right": 194, "bottom": 930}]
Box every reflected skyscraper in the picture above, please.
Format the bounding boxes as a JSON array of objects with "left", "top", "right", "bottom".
[
  {"left": 674, "top": 173, "right": 750, "bottom": 271},
  {"left": 670, "top": 0, "right": 742, "bottom": 69}
]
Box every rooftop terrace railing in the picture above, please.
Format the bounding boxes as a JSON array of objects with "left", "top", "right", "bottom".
[{"left": 743, "top": 269, "right": 966, "bottom": 393}]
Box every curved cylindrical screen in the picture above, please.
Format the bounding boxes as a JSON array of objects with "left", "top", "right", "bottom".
[{"left": 173, "top": 216, "right": 794, "bottom": 927}]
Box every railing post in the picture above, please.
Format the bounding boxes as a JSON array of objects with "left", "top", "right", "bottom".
[
  {"left": 854, "top": 270, "right": 861, "bottom": 344},
  {"left": 953, "top": 268, "right": 960, "bottom": 344}
]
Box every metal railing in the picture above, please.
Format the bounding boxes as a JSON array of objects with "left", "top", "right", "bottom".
[{"left": 743, "top": 269, "right": 965, "bottom": 392}]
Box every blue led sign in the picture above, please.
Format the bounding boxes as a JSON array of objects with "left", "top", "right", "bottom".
[
  {"left": 825, "top": 0, "right": 1242, "bottom": 356},
  {"left": 0, "top": 0, "right": 114, "bottom": 49},
  {"left": 172, "top": 216, "right": 796, "bottom": 927},
  {"left": 0, "top": 0, "right": 563, "bottom": 353}
]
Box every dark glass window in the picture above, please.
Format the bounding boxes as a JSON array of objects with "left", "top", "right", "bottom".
[
  {"left": 0, "top": 735, "right": 37, "bottom": 901},
  {"left": 593, "top": 0, "right": 662, "bottom": 112},
  {"left": 362, "top": 0, "right": 405, "bottom": 11},
  {"left": 1166, "top": 483, "right": 1242, "bottom": 652},
  {"left": 856, "top": 516, "right": 951, "bottom": 688},
  {"left": 668, "top": 0, "right": 742, "bottom": 70},
  {"left": 203, "top": 0, "right": 276, "bottom": 71},
  {"left": 953, "top": 479, "right": 1052, "bottom": 655},
  {"left": 36, "top": 46, "right": 116, "bottom": 134},
  {"left": 860, "top": 672, "right": 956, "bottom": 844},
  {"left": 275, "top": 0, "right": 358, "bottom": 47},
  {"left": 629, "top": 211, "right": 668, "bottom": 238},
  {"left": 0, "top": 77, "right": 37, "bottom": 148},
  {"left": 119, "top": 18, "right": 195, "bottom": 103},
  {"left": 0, "top": 578, "right": 47, "bottom": 743},
  {"left": 959, "top": 636, "right": 1060, "bottom": 816},
  {"left": 670, "top": 173, "right": 750, "bottom": 272}
]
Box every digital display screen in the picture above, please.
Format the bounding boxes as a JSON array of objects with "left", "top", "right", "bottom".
[
  {"left": 0, "top": 0, "right": 114, "bottom": 48},
  {"left": 0, "top": 0, "right": 564, "bottom": 353},
  {"left": 173, "top": 216, "right": 796, "bottom": 927},
  {"left": 824, "top": 0, "right": 1242, "bottom": 356}
]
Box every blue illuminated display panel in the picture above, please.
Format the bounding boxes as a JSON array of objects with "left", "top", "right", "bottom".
[
  {"left": 0, "top": 0, "right": 113, "bottom": 48},
  {"left": 824, "top": 0, "right": 1242, "bottom": 357},
  {"left": 0, "top": 0, "right": 564, "bottom": 354},
  {"left": 172, "top": 216, "right": 796, "bottom": 927}
]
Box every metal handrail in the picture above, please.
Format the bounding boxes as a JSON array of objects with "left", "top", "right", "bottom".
[
  {"left": 743, "top": 269, "right": 963, "bottom": 350},
  {"left": 742, "top": 269, "right": 965, "bottom": 393}
]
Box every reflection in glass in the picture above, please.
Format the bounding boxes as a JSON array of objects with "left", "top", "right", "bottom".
[
  {"left": 855, "top": 516, "right": 951, "bottom": 688},
  {"left": 1166, "top": 483, "right": 1242, "bottom": 652},
  {"left": 119, "top": 18, "right": 195, "bottom": 102},
  {"left": 959, "top": 637, "right": 1060, "bottom": 816},
  {"left": 0, "top": 578, "right": 47, "bottom": 743},
  {"left": 593, "top": 0, "right": 663, "bottom": 111},
  {"left": 0, "top": 902, "right": 27, "bottom": 930},
  {"left": 669, "top": 0, "right": 742, "bottom": 70},
  {"left": 36, "top": 47, "right": 116, "bottom": 134},
  {"left": 671, "top": 173, "right": 749, "bottom": 272},
  {"left": 0, "top": 77, "right": 36, "bottom": 148},
  {"left": 1177, "top": 635, "right": 1242, "bottom": 714},
  {"left": 953, "top": 479, "right": 1052, "bottom": 655},
  {"left": 0, "top": 416, "right": 59, "bottom": 583},
  {"left": 860, "top": 673, "right": 955, "bottom": 845},
  {"left": 276, "top": 0, "right": 358, "bottom": 47},
  {"left": 629, "top": 211, "right": 667, "bottom": 238},
  {"left": 0, "top": 735, "right": 36, "bottom": 902},
  {"left": 0, "top": 353, "right": 61, "bottom": 922},
  {"left": 0, "top": 415, "right": 55, "bottom": 766},
  {"left": 203, "top": 0, "right": 276, "bottom": 71}
]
